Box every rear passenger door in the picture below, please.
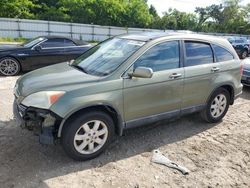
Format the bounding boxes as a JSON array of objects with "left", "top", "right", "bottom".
[
  {"left": 212, "top": 44, "right": 239, "bottom": 83},
  {"left": 182, "top": 41, "right": 221, "bottom": 110}
]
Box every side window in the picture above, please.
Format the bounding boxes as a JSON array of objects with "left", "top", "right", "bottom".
[
  {"left": 64, "top": 39, "right": 76, "bottom": 47},
  {"left": 235, "top": 39, "right": 244, "bottom": 43},
  {"left": 40, "top": 38, "right": 65, "bottom": 48},
  {"left": 134, "top": 41, "right": 180, "bottom": 72},
  {"left": 212, "top": 44, "right": 234, "bottom": 62},
  {"left": 185, "top": 41, "right": 213, "bottom": 67}
]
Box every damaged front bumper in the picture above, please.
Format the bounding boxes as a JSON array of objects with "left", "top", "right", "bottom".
[{"left": 13, "top": 100, "right": 62, "bottom": 145}]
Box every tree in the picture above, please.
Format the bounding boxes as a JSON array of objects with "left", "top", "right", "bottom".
[
  {"left": 195, "top": 4, "right": 223, "bottom": 31},
  {"left": 122, "top": 0, "right": 153, "bottom": 27},
  {"left": 31, "top": 0, "right": 69, "bottom": 21},
  {"left": 161, "top": 9, "right": 197, "bottom": 31},
  {"left": 59, "top": 0, "right": 152, "bottom": 27},
  {"left": 149, "top": 4, "right": 158, "bottom": 17},
  {"left": 0, "top": 0, "right": 250, "bottom": 34},
  {"left": 0, "top": 0, "right": 36, "bottom": 18}
]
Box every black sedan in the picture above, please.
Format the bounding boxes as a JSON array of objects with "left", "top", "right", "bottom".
[
  {"left": 0, "top": 36, "right": 92, "bottom": 76},
  {"left": 227, "top": 37, "right": 249, "bottom": 59}
]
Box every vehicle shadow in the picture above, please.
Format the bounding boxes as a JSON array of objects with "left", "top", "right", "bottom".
[
  {"left": 0, "top": 113, "right": 218, "bottom": 187},
  {"left": 241, "top": 86, "right": 250, "bottom": 100}
]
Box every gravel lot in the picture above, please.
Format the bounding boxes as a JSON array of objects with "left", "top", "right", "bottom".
[{"left": 0, "top": 74, "right": 250, "bottom": 188}]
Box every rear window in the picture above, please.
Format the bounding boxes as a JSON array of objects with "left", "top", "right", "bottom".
[
  {"left": 40, "top": 38, "right": 65, "bottom": 48},
  {"left": 185, "top": 41, "right": 214, "bottom": 67},
  {"left": 64, "top": 39, "right": 76, "bottom": 47},
  {"left": 212, "top": 44, "right": 234, "bottom": 62},
  {"left": 235, "top": 40, "right": 244, "bottom": 43}
]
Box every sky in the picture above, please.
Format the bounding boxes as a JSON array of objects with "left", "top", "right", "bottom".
[{"left": 147, "top": 0, "right": 249, "bottom": 17}]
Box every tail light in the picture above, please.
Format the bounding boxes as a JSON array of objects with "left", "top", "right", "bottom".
[{"left": 240, "top": 64, "right": 244, "bottom": 76}]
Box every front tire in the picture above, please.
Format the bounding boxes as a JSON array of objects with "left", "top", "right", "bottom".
[
  {"left": 201, "top": 88, "right": 230, "bottom": 123},
  {"left": 61, "top": 111, "right": 115, "bottom": 161},
  {"left": 241, "top": 49, "right": 248, "bottom": 59},
  {"left": 0, "top": 57, "right": 21, "bottom": 76}
]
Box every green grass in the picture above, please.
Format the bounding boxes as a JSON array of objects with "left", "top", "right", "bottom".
[{"left": 0, "top": 37, "right": 27, "bottom": 43}]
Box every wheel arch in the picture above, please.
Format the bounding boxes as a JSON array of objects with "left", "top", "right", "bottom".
[
  {"left": 207, "top": 84, "right": 235, "bottom": 105},
  {"left": 0, "top": 56, "right": 22, "bottom": 71},
  {"left": 57, "top": 104, "right": 125, "bottom": 138}
]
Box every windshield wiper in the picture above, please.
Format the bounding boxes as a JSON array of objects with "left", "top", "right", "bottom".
[{"left": 69, "top": 62, "right": 88, "bottom": 74}]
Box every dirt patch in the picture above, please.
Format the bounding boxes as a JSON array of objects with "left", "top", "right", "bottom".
[{"left": 0, "top": 76, "right": 250, "bottom": 188}]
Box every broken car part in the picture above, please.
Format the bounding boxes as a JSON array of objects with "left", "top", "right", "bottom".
[{"left": 151, "top": 150, "right": 190, "bottom": 175}]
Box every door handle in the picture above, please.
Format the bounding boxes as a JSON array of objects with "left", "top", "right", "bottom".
[
  {"left": 211, "top": 67, "right": 220, "bottom": 72},
  {"left": 169, "top": 73, "right": 182, "bottom": 79}
]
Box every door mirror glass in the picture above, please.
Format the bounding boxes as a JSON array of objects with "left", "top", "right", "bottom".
[
  {"left": 34, "top": 45, "right": 42, "bottom": 51},
  {"left": 129, "top": 67, "right": 153, "bottom": 78}
]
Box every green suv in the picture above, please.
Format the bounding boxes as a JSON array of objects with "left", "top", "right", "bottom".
[{"left": 13, "top": 32, "right": 243, "bottom": 160}]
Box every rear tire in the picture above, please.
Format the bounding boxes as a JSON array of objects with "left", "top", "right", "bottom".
[
  {"left": 201, "top": 88, "right": 230, "bottom": 123},
  {"left": 0, "top": 57, "right": 21, "bottom": 76},
  {"left": 61, "top": 111, "right": 115, "bottom": 161}
]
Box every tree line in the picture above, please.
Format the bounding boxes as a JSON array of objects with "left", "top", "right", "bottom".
[{"left": 0, "top": 0, "right": 249, "bottom": 34}]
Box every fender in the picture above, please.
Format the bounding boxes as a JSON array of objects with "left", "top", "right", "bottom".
[
  {"left": 57, "top": 103, "right": 125, "bottom": 137},
  {"left": 205, "top": 83, "right": 235, "bottom": 105}
]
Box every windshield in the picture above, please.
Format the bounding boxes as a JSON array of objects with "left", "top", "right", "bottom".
[
  {"left": 22, "top": 37, "right": 45, "bottom": 48},
  {"left": 72, "top": 38, "right": 145, "bottom": 76}
]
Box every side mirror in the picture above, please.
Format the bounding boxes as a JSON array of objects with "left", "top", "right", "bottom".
[
  {"left": 129, "top": 67, "right": 153, "bottom": 78},
  {"left": 34, "top": 45, "right": 42, "bottom": 51}
]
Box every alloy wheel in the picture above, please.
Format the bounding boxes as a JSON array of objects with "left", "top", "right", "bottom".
[
  {"left": 210, "top": 94, "right": 227, "bottom": 118},
  {"left": 0, "top": 58, "right": 20, "bottom": 76},
  {"left": 73, "top": 120, "right": 108, "bottom": 154},
  {"left": 242, "top": 51, "right": 248, "bottom": 59}
]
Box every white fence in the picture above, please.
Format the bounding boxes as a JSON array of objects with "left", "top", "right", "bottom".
[{"left": 0, "top": 17, "right": 249, "bottom": 41}]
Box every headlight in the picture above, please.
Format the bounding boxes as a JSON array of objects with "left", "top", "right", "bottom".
[{"left": 21, "top": 91, "right": 65, "bottom": 109}]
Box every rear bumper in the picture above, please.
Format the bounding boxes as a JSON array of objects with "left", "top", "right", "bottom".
[{"left": 13, "top": 100, "right": 62, "bottom": 144}]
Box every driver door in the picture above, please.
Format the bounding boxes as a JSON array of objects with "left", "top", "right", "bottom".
[
  {"left": 26, "top": 38, "right": 67, "bottom": 70},
  {"left": 123, "top": 40, "right": 184, "bottom": 127}
]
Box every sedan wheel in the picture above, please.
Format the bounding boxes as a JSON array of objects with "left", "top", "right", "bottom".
[
  {"left": 0, "top": 58, "right": 20, "bottom": 76},
  {"left": 241, "top": 50, "right": 248, "bottom": 59}
]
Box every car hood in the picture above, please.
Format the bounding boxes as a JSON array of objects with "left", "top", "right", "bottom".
[
  {"left": 0, "top": 45, "right": 25, "bottom": 52},
  {"left": 16, "top": 62, "right": 101, "bottom": 97}
]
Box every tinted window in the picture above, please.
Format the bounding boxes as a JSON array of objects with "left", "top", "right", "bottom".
[
  {"left": 40, "top": 38, "right": 65, "bottom": 48},
  {"left": 212, "top": 44, "right": 234, "bottom": 62},
  {"left": 22, "top": 37, "right": 44, "bottom": 48},
  {"left": 64, "top": 39, "right": 76, "bottom": 47},
  {"left": 185, "top": 41, "right": 213, "bottom": 66},
  {"left": 228, "top": 38, "right": 234, "bottom": 43},
  {"left": 134, "top": 41, "right": 180, "bottom": 72},
  {"left": 235, "top": 39, "right": 244, "bottom": 43}
]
